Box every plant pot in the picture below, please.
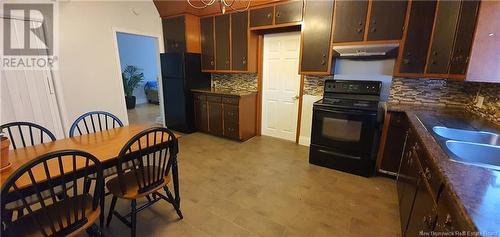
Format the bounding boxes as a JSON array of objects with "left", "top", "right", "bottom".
[
  {"left": 125, "top": 96, "right": 136, "bottom": 109},
  {"left": 1, "top": 137, "right": 11, "bottom": 170}
]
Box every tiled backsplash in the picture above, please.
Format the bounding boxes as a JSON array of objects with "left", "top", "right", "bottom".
[
  {"left": 212, "top": 73, "right": 499, "bottom": 123},
  {"left": 211, "top": 73, "right": 258, "bottom": 92}
]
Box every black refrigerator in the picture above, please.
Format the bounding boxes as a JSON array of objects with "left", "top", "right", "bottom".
[{"left": 161, "top": 53, "right": 210, "bottom": 133}]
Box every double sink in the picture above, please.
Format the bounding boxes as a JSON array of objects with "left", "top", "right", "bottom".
[{"left": 432, "top": 126, "right": 500, "bottom": 170}]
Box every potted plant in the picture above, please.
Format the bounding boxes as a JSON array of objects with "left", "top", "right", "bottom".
[
  {"left": 122, "top": 65, "right": 145, "bottom": 109},
  {"left": 0, "top": 133, "right": 10, "bottom": 170}
]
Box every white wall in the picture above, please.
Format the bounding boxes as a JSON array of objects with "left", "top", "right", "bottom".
[
  {"left": 299, "top": 95, "right": 321, "bottom": 146},
  {"left": 57, "top": 1, "right": 164, "bottom": 131}
]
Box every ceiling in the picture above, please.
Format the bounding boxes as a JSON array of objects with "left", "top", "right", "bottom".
[{"left": 153, "top": 0, "right": 284, "bottom": 17}]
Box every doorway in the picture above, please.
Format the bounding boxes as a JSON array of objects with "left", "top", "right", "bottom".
[
  {"left": 115, "top": 31, "right": 163, "bottom": 125},
  {"left": 261, "top": 32, "right": 301, "bottom": 141}
]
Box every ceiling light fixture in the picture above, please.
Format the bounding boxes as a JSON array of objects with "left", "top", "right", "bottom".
[{"left": 187, "top": 0, "right": 251, "bottom": 14}]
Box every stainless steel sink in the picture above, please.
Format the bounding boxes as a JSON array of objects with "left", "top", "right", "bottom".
[
  {"left": 433, "top": 126, "right": 499, "bottom": 145},
  {"left": 446, "top": 140, "right": 500, "bottom": 170}
]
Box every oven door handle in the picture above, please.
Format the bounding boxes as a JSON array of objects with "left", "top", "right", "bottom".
[
  {"left": 317, "top": 149, "right": 362, "bottom": 160},
  {"left": 314, "top": 107, "right": 377, "bottom": 116}
]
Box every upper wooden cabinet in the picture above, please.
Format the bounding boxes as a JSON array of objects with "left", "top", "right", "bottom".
[
  {"left": 300, "top": 0, "right": 335, "bottom": 74},
  {"left": 426, "top": 0, "right": 480, "bottom": 75},
  {"left": 366, "top": 1, "right": 408, "bottom": 41},
  {"left": 250, "top": 6, "right": 274, "bottom": 27},
  {"left": 200, "top": 16, "right": 215, "bottom": 70},
  {"left": 466, "top": 0, "right": 500, "bottom": 83},
  {"left": 397, "top": 0, "right": 437, "bottom": 74},
  {"left": 215, "top": 14, "right": 231, "bottom": 70},
  {"left": 332, "top": 0, "right": 369, "bottom": 43},
  {"left": 162, "top": 15, "right": 201, "bottom": 53},
  {"left": 275, "top": 1, "right": 304, "bottom": 25},
  {"left": 231, "top": 11, "right": 249, "bottom": 71}
]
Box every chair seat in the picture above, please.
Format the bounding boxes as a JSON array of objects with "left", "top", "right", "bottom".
[
  {"left": 106, "top": 166, "right": 170, "bottom": 200},
  {"left": 4, "top": 194, "right": 100, "bottom": 237}
]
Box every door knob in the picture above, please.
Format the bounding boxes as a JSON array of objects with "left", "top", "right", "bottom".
[{"left": 292, "top": 95, "right": 299, "bottom": 100}]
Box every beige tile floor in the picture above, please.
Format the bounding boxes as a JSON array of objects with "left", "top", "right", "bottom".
[
  {"left": 103, "top": 133, "right": 401, "bottom": 237},
  {"left": 127, "top": 103, "right": 162, "bottom": 125}
]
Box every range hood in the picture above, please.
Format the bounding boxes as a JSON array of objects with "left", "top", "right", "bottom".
[{"left": 333, "top": 43, "right": 399, "bottom": 58}]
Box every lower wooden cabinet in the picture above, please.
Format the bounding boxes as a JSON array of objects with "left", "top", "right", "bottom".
[
  {"left": 193, "top": 91, "right": 257, "bottom": 141},
  {"left": 435, "top": 188, "right": 476, "bottom": 234},
  {"left": 379, "top": 112, "right": 409, "bottom": 175}
]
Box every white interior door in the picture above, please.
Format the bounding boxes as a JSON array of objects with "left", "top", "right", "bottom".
[
  {"left": 1, "top": 17, "right": 64, "bottom": 139},
  {"left": 262, "top": 32, "right": 301, "bottom": 141}
]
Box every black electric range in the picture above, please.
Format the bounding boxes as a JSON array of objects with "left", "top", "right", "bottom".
[{"left": 309, "top": 80, "right": 382, "bottom": 177}]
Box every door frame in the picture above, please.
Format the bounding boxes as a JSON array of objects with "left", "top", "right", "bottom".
[
  {"left": 256, "top": 30, "right": 305, "bottom": 143},
  {"left": 111, "top": 27, "right": 165, "bottom": 126}
]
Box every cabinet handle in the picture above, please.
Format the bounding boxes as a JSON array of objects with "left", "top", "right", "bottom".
[
  {"left": 433, "top": 51, "right": 438, "bottom": 56},
  {"left": 267, "top": 13, "right": 272, "bottom": 18},
  {"left": 226, "top": 60, "right": 230, "bottom": 64},
  {"left": 370, "top": 27, "right": 376, "bottom": 33},
  {"left": 210, "top": 60, "right": 214, "bottom": 66},
  {"left": 276, "top": 11, "right": 281, "bottom": 18},
  {"left": 321, "top": 60, "right": 326, "bottom": 65},
  {"left": 356, "top": 28, "right": 363, "bottom": 33},
  {"left": 424, "top": 167, "right": 432, "bottom": 180},
  {"left": 242, "top": 60, "right": 247, "bottom": 65},
  {"left": 358, "top": 21, "right": 363, "bottom": 26}
]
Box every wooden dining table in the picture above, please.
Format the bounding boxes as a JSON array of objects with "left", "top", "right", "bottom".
[{"left": 0, "top": 124, "right": 182, "bottom": 206}]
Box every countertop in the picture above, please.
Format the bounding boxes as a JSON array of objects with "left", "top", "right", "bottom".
[
  {"left": 191, "top": 88, "right": 257, "bottom": 97},
  {"left": 388, "top": 103, "right": 500, "bottom": 235}
]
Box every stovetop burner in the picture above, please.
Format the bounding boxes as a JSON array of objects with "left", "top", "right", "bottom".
[{"left": 315, "top": 80, "right": 382, "bottom": 111}]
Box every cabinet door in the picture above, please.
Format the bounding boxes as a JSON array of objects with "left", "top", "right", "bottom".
[
  {"left": 381, "top": 113, "right": 408, "bottom": 174},
  {"left": 208, "top": 101, "right": 223, "bottom": 136},
  {"left": 332, "top": 0, "right": 368, "bottom": 43},
  {"left": 397, "top": 142, "right": 420, "bottom": 235},
  {"left": 163, "top": 16, "right": 186, "bottom": 53},
  {"left": 426, "top": 0, "right": 461, "bottom": 74},
  {"left": 399, "top": 0, "right": 437, "bottom": 73},
  {"left": 275, "top": 1, "right": 303, "bottom": 25},
  {"left": 367, "top": 1, "right": 408, "bottom": 41},
  {"left": 223, "top": 104, "right": 239, "bottom": 139},
  {"left": 200, "top": 17, "right": 215, "bottom": 70},
  {"left": 250, "top": 6, "right": 274, "bottom": 27},
  {"left": 435, "top": 188, "right": 475, "bottom": 233},
  {"left": 231, "top": 11, "right": 248, "bottom": 71},
  {"left": 194, "top": 98, "right": 208, "bottom": 132},
  {"left": 215, "top": 14, "right": 230, "bottom": 70},
  {"left": 405, "top": 173, "right": 437, "bottom": 236},
  {"left": 449, "top": 1, "right": 480, "bottom": 75},
  {"left": 300, "top": 0, "right": 334, "bottom": 73}
]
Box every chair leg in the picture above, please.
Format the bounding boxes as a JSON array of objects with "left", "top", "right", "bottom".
[
  {"left": 163, "top": 186, "right": 183, "bottom": 219},
  {"left": 106, "top": 196, "right": 117, "bottom": 227},
  {"left": 130, "top": 199, "right": 137, "bottom": 237}
]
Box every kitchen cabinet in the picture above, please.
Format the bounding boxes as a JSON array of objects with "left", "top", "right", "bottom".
[
  {"left": 398, "top": 0, "right": 437, "bottom": 74},
  {"left": 466, "top": 0, "right": 500, "bottom": 83},
  {"left": 275, "top": 1, "right": 304, "bottom": 25},
  {"left": 208, "top": 96, "right": 224, "bottom": 136},
  {"left": 397, "top": 134, "right": 420, "bottom": 236},
  {"left": 163, "top": 16, "right": 186, "bottom": 53},
  {"left": 379, "top": 112, "right": 408, "bottom": 175},
  {"left": 405, "top": 170, "right": 438, "bottom": 237},
  {"left": 366, "top": 0, "right": 408, "bottom": 41},
  {"left": 332, "top": 0, "right": 369, "bottom": 43},
  {"left": 434, "top": 188, "right": 476, "bottom": 233},
  {"left": 300, "top": 0, "right": 334, "bottom": 74},
  {"left": 194, "top": 94, "right": 208, "bottom": 132},
  {"left": 426, "top": 0, "right": 480, "bottom": 74},
  {"left": 193, "top": 91, "right": 257, "bottom": 141},
  {"left": 200, "top": 16, "right": 215, "bottom": 70},
  {"left": 231, "top": 11, "right": 248, "bottom": 71},
  {"left": 215, "top": 14, "right": 231, "bottom": 70},
  {"left": 250, "top": 6, "right": 274, "bottom": 27}
]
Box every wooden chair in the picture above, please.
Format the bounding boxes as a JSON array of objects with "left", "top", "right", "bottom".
[
  {"left": 0, "top": 150, "right": 105, "bottom": 237},
  {"left": 0, "top": 122, "right": 56, "bottom": 149},
  {"left": 69, "top": 111, "right": 123, "bottom": 137},
  {"left": 105, "top": 127, "right": 183, "bottom": 237}
]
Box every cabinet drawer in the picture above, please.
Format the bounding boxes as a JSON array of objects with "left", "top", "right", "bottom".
[
  {"left": 417, "top": 145, "right": 442, "bottom": 200},
  {"left": 222, "top": 96, "right": 239, "bottom": 105},
  {"left": 250, "top": 7, "right": 274, "bottom": 27},
  {"left": 207, "top": 95, "right": 222, "bottom": 103},
  {"left": 194, "top": 93, "right": 206, "bottom": 101},
  {"left": 224, "top": 122, "right": 239, "bottom": 139},
  {"left": 224, "top": 105, "right": 239, "bottom": 124}
]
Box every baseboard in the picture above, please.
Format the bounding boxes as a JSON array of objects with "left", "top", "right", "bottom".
[{"left": 299, "top": 136, "right": 310, "bottom": 146}]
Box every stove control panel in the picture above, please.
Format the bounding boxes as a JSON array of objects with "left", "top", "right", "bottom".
[{"left": 324, "top": 80, "right": 381, "bottom": 95}]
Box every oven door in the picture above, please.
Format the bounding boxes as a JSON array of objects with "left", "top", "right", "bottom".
[{"left": 311, "top": 105, "right": 378, "bottom": 153}]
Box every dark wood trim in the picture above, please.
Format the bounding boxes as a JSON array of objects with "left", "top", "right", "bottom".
[
  {"left": 423, "top": 0, "right": 441, "bottom": 74},
  {"left": 256, "top": 35, "right": 264, "bottom": 136},
  {"left": 376, "top": 112, "right": 391, "bottom": 170},
  {"left": 212, "top": 16, "right": 217, "bottom": 69},
  {"left": 363, "top": 0, "right": 373, "bottom": 41},
  {"left": 250, "top": 22, "right": 302, "bottom": 31},
  {"left": 393, "top": 0, "right": 413, "bottom": 76},
  {"left": 295, "top": 74, "right": 305, "bottom": 144},
  {"left": 332, "top": 39, "right": 401, "bottom": 46}
]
